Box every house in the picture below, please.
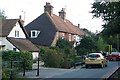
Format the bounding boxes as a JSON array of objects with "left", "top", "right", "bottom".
[
  {"left": 0, "top": 17, "right": 39, "bottom": 59},
  {"left": 25, "top": 2, "right": 85, "bottom": 47}
]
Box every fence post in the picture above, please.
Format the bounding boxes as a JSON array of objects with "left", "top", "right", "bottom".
[
  {"left": 23, "top": 60, "right": 26, "bottom": 76},
  {"left": 37, "top": 53, "right": 40, "bottom": 76},
  {"left": 74, "top": 56, "right": 76, "bottom": 69},
  {"left": 10, "top": 60, "right": 13, "bottom": 80}
]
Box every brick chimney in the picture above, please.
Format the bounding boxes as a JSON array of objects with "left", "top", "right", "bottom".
[
  {"left": 44, "top": 2, "right": 54, "bottom": 16},
  {"left": 59, "top": 8, "right": 66, "bottom": 21},
  {"left": 78, "top": 24, "right": 80, "bottom": 28}
]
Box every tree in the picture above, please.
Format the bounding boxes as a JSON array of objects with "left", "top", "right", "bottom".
[
  {"left": 0, "top": 9, "right": 7, "bottom": 19},
  {"left": 91, "top": 1, "right": 120, "bottom": 51},
  {"left": 56, "top": 38, "right": 73, "bottom": 54},
  {"left": 91, "top": 1, "right": 120, "bottom": 35},
  {"left": 75, "top": 36, "right": 98, "bottom": 55}
]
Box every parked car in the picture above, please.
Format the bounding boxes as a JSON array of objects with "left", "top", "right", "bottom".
[
  {"left": 109, "top": 52, "right": 120, "bottom": 61},
  {"left": 85, "top": 53, "right": 108, "bottom": 68}
]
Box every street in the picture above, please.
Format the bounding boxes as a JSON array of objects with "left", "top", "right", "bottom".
[
  {"left": 22, "top": 61, "right": 120, "bottom": 79},
  {"left": 49, "top": 61, "right": 120, "bottom": 78}
]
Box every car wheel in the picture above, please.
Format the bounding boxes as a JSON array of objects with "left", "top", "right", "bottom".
[
  {"left": 85, "top": 65, "right": 88, "bottom": 68},
  {"left": 113, "top": 58, "right": 116, "bottom": 61},
  {"left": 109, "top": 59, "right": 112, "bottom": 61},
  {"left": 105, "top": 64, "right": 107, "bottom": 67}
]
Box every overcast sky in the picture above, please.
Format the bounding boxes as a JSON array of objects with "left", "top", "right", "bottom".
[{"left": 0, "top": 0, "right": 104, "bottom": 33}]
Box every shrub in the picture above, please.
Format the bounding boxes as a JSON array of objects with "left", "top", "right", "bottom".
[
  {"left": 42, "top": 48, "right": 64, "bottom": 68},
  {"left": 61, "top": 58, "right": 73, "bottom": 69},
  {"left": 2, "top": 50, "right": 33, "bottom": 79},
  {"left": 2, "top": 50, "right": 33, "bottom": 69}
]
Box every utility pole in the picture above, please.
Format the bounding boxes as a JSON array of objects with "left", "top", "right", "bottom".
[
  {"left": 117, "top": 34, "right": 119, "bottom": 51},
  {"left": 21, "top": 11, "right": 26, "bottom": 23}
]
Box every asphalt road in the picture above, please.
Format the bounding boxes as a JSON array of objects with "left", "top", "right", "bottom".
[
  {"left": 47, "top": 61, "right": 120, "bottom": 79},
  {"left": 23, "top": 61, "right": 120, "bottom": 80}
]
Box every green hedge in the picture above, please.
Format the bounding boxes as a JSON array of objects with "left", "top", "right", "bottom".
[
  {"left": 2, "top": 50, "right": 33, "bottom": 79},
  {"left": 2, "top": 50, "right": 33, "bottom": 69},
  {"left": 42, "top": 48, "right": 64, "bottom": 68},
  {"left": 41, "top": 48, "right": 76, "bottom": 69}
]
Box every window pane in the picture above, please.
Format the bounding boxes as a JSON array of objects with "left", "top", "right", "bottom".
[
  {"left": 32, "top": 32, "right": 35, "bottom": 36},
  {"left": 15, "top": 31, "right": 19, "bottom": 37}
]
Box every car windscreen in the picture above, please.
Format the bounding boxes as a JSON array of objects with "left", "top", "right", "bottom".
[{"left": 87, "top": 54, "right": 99, "bottom": 58}]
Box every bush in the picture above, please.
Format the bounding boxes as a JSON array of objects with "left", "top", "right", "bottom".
[
  {"left": 43, "top": 48, "right": 64, "bottom": 68},
  {"left": 61, "top": 58, "right": 73, "bottom": 69},
  {"left": 2, "top": 50, "right": 33, "bottom": 69},
  {"left": 40, "top": 38, "right": 77, "bottom": 69},
  {"left": 2, "top": 50, "right": 33, "bottom": 79}
]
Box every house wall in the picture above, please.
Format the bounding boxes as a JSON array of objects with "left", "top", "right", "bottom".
[
  {"left": 58, "top": 31, "right": 76, "bottom": 42},
  {"left": 51, "top": 32, "right": 58, "bottom": 46},
  {"left": 8, "top": 22, "right": 26, "bottom": 38},
  {"left": 55, "top": 31, "right": 81, "bottom": 47},
  {"left": 1, "top": 37, "right": 38, "bottom": 60},
  {"left": 32, "top": 52, "right": 39, "bottom": 60},
  {"left": 0, "top": 37, "right": 19, "bottom": 51}
]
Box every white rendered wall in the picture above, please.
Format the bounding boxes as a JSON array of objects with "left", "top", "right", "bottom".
[
  {"left": 0, "top": 37, "right": 19, "bottom": 51},
  {"left": 32, "top": 52, "right": 39, "bottom": 60},
  {"left": 8, "top": 22, "right": 26, "bottom": 38}
]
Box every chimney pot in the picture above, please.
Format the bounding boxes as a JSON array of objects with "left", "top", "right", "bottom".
[
  {"left": 59, "top": 8, "right": 66, "bottom": 21},
  {"left": 78, "top": 24, "right": 80, "bottom": 28},
  {"left": 19, "top": 15, "right": 22, "bottom": 19},
  {"left": 44, "top": 2, "right": 53, "bottom": 16}
]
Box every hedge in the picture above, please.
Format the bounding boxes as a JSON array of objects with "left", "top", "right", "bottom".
[{"left": 1, "top": 50, "right": 33, "bottom": 79}]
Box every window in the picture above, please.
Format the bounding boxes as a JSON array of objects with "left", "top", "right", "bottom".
[
  {"left": 31, "top": 30, "right": 40, "bottom": 38},
  {"left": 69, "top": 34, "right": 71, "bottom": 41},
  {"left": 13, "top": 48, "right": 17, "bottom": 51},
  {"left": 15, "top": 30, "right": 19, "bottom": 37}
]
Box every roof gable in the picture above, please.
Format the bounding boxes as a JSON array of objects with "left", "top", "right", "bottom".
[
  {"left": 0, "top": 19, "right": 28, "bottom": 37},
  {"left": 25, "top": 13, "right": 57, "bottom": 46},
  {"left": 0, "top": 19, "right": 18, "bottom": 37}
]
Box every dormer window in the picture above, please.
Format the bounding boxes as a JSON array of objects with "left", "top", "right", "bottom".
[{"left": 31, "top": 30, "right": 40, "bottom": 38}]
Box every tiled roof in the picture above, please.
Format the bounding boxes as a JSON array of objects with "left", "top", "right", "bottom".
[
  {"left": 49, "top": 13, "right": 84, "bottom": 36},
  {"left": 0, "top": 19, "right": 28, "bottom": 37},
  {"left": 25, "top": 12, "right": 85, "bottom": 46},
  {"left": 0, "top": 19, "right": 18, "bottom": 37},
  {"left": 7, "top": 37, "right": 39, "bottom": 52}
]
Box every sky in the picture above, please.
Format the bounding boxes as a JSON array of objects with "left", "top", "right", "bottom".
[{"left": 0, "top": 0, "right": 104, "bottom": 33}]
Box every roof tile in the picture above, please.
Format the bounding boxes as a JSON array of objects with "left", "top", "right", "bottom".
[{"left": 7, "top": 37, "right": 39, "bottom": 52}]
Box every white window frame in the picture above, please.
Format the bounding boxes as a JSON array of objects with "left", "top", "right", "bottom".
[
  {"left": 15, "top": 30, "right": 19, "bottom": 37},
  {"left": 31, "top": 30, "right": 40, "bottom": 38}
]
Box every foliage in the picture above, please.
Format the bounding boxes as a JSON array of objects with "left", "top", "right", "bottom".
[
  {"left": 0, "top": 9, "right": 7, "bottom": 19},
  {"left": 56, "top": 38, "right": 73, "bottom": 49},
  {"left": 75, "top": 33, "right": 108, "bottom": 55},
  {"left": 75, "top": 36, "right": 98, "bottom": 55},
  {"left": 42, "top": 48, "right": 64, "bottom": 68},
  {"left": 2, "top": 50, "right": 33, "bottom": 69},
  {"left": 91, "top": 1, "right": 120, "bottom": 35},
  {"left": 56, "top": 38, "right": 76, "bottom": 68},
  {"left": 96, "top": 36, "right": 107, "bottom": 51},
  {"left": 40, "top": 38, "right": 76, "bottom": 68},
  {"left": 91, "top": 1, "right": 120, "bottom": 51},
  {"left": 2, "top": 50, "right": 33, "bottom": 79}
]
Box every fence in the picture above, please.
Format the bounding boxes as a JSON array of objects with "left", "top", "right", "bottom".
[{"left": 2, "top": 59, "right": 40, "bottom": 80}]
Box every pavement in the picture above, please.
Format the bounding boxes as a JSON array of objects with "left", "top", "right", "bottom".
[{"left": 19, "top": 62, "right": 82, "bottom": 79}]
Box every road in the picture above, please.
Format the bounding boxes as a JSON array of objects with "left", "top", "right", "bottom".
[
  {"left": 44, "top": 61, "right": 120, "bottom": 79},
  {"left": 23, "top": 61, "right": 120, "bottom": 80}
]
